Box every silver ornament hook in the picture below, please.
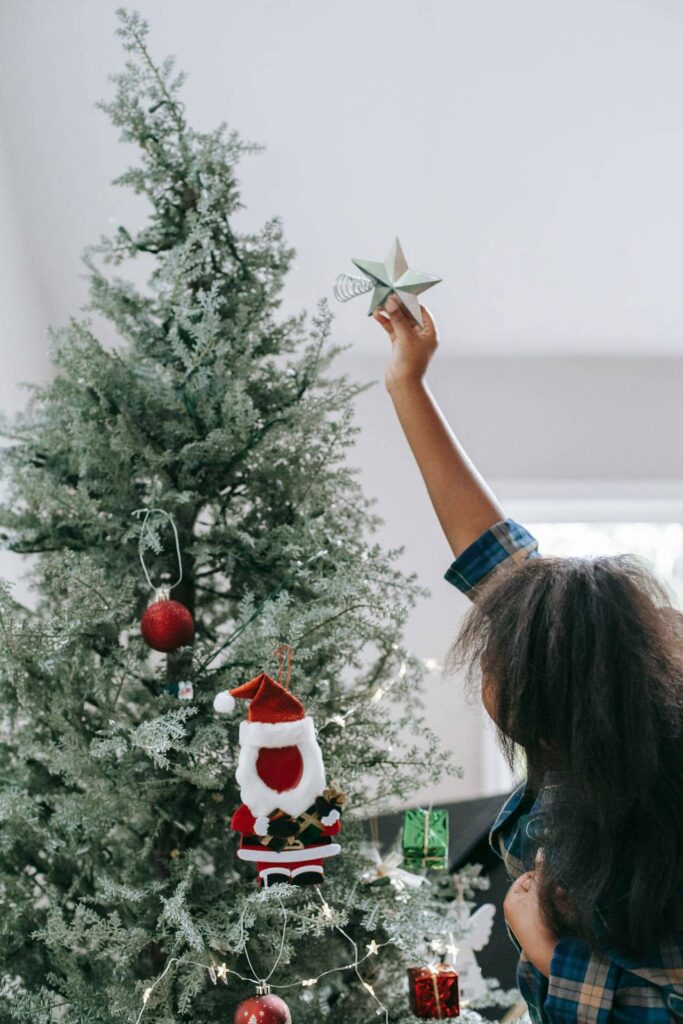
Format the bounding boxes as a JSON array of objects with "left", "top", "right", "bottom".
[{"left": 132, "top": 508, "right": 184, "bottom": 594}]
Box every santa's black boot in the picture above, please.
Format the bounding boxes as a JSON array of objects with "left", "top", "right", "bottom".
[
  {"left": 258, "top": 868, "right": 292, "bottom": 888},
  {"left": 291, "top": 864, "right": 324, "bottom": 886}
]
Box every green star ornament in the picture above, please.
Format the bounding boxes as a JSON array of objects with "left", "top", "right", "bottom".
[{"left": 351, "top": 238, "right": 441, "bottom": 327}]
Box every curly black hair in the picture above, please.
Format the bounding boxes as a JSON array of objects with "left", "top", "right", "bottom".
[{"left": 448, "top": 553, "right": 683, "bottom": 957}]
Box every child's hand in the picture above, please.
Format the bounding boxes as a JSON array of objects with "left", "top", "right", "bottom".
[
  {"left": 372, "top": 295, "right": 438, "bottom": 394},
  {"left": 503, "top": 869, "right": 559, "bottom": 977}
]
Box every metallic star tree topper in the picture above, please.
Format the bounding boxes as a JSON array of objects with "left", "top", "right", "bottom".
[{"left": 345, "top": 238, "right": 442, "bottom": 327}]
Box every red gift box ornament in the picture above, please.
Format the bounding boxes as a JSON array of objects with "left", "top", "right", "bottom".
[{"left": 407, "top": 963, "right": 460, "bottom": 1019}]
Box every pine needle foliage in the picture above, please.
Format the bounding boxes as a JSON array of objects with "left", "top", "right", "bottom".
[{"left": 0, "top": 10, "right": 508, "bottom": 1023}]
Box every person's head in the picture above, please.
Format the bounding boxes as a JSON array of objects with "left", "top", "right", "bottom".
[{"left": 449, "top": 553, "right": 683, "bottom": 956}]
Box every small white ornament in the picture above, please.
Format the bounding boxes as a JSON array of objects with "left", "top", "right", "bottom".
[
  {"left": 361, "top": 846, "right": 428, "bottom": 891},
  {"left": 445, "top": 941, "right": 460, "bottom": 961},
  {"left": 178, "top": 680, "right": 194, "bottom": 700}
]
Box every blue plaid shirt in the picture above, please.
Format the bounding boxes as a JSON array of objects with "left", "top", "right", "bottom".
[{"left": 445, "top": 520, "right": 683, "bottom": 1022}]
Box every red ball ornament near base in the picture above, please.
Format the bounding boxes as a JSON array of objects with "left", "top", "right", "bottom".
[
  {"left": 140, "top": 588, "right": 194, "bottom": 653},
  {"left": 233, "top": 992, "right": 291, "bottom": 1024}
]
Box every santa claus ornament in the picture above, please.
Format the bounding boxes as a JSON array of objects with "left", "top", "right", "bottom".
[
  {"left": 214, "top": 645, "right": 345, "bottom": 888},
  {"left": 132, "top": 508, "right": 194, "bottom": 653}
]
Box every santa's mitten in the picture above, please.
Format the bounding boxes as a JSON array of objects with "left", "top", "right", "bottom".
[
  {"left": 231, "top": 804, "right": 258, "bottom": 835},
  {"left": 253, "top": 815, "right": 270, "bottom": 837},
  {"left": 313, "top": 794, "right": 335, "bottom": 818},
  {"left": 320, "top": 808, "right": 341, "bottom": 828}
]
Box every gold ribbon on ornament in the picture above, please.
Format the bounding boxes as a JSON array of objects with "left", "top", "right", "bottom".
[
  {"left": 428, "top": 964, "right": 443, "bottom": 1020},
  {"left": 423, "top": 807, "right": 431, "bottom": 860}
]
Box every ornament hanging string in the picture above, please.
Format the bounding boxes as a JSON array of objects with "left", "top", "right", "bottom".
[
  {"left": 370, "top": 814, "right": 380, "bottom": 848},
  {"left": 132, "top": 508, "right": 184, "bottom": 594},
  {"left": 273, "top": 643, "right": 292, "bottom": 690}
]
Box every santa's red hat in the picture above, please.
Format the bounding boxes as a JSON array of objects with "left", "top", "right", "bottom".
[{"left": 213, "top": 671, "right": 305, "bottom": 723}]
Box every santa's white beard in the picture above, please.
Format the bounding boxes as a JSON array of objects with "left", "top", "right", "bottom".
[{"left": 236, "top": 717, "right": 327, "bottom": 818}]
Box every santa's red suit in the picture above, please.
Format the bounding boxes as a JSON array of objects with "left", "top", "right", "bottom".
[{"left": 214, "top": 670, "right": 344, "bottom": 887}]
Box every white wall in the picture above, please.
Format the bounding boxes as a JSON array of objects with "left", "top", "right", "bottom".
[{"left": 4, "top": 0, "right": 683, "bottom": 358}]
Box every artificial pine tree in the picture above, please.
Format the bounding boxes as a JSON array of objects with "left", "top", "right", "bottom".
[{"left": 0, "top": 10, "right": 517, "bottom": 1023}]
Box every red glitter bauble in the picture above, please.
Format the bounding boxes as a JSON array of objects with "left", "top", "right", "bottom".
[
  {"left": 140, "top": 597, "right": 194, "bottom": 653},
  {"left": 233, "top": 994, "right": 291, "bottom": 1024}
]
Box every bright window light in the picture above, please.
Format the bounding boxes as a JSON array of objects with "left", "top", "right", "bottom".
[{"left": 526, "top": 522, "right": 683, "bottom": 608}]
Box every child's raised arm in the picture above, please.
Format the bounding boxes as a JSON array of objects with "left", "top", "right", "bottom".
[{"left": 375, "top": 296, "right": 504, "bottom": 558}]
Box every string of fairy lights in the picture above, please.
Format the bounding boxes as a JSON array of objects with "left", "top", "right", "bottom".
[{"left": 134, "top": 890, "right": 394, "bottom": 1024}]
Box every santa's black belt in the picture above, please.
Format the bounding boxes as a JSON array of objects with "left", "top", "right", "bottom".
[{"left": 241, "top": 834, "right": 336, "bottom": 852}]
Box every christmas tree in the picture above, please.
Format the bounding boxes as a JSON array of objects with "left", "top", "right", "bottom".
[{"left": 0, "top": 10, "right": 517, "bottom": 1023}]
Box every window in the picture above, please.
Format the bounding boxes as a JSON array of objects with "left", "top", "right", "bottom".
[{"left": 527, "top": 521, "right": 683, "bottom": 607}]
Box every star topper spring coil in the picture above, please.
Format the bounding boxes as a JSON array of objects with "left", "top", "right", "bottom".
[{"left": 333, "top": 237, "right": 441, "bottom": 327}]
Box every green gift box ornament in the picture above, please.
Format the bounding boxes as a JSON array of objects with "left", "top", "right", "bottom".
[{"left": 402, "top": 807, "right": 449, "bottom": 872}]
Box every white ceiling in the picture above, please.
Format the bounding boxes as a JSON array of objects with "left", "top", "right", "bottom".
[{"left": 2, "top": 0, "right": 683, "bottom": 357}]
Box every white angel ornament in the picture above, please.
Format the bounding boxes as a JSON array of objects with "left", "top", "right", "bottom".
[{"left": 446, "top": 901, "right": 496, "bottom": 1003}]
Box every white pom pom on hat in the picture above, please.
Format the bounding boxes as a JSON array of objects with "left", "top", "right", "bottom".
[{"left": 213, "top": 690, "right": 236, "bottom": 714}]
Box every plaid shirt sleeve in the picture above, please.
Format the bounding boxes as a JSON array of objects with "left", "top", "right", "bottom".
[{"left": 444, "top": 518, "right": 540, "bottom": 598}]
